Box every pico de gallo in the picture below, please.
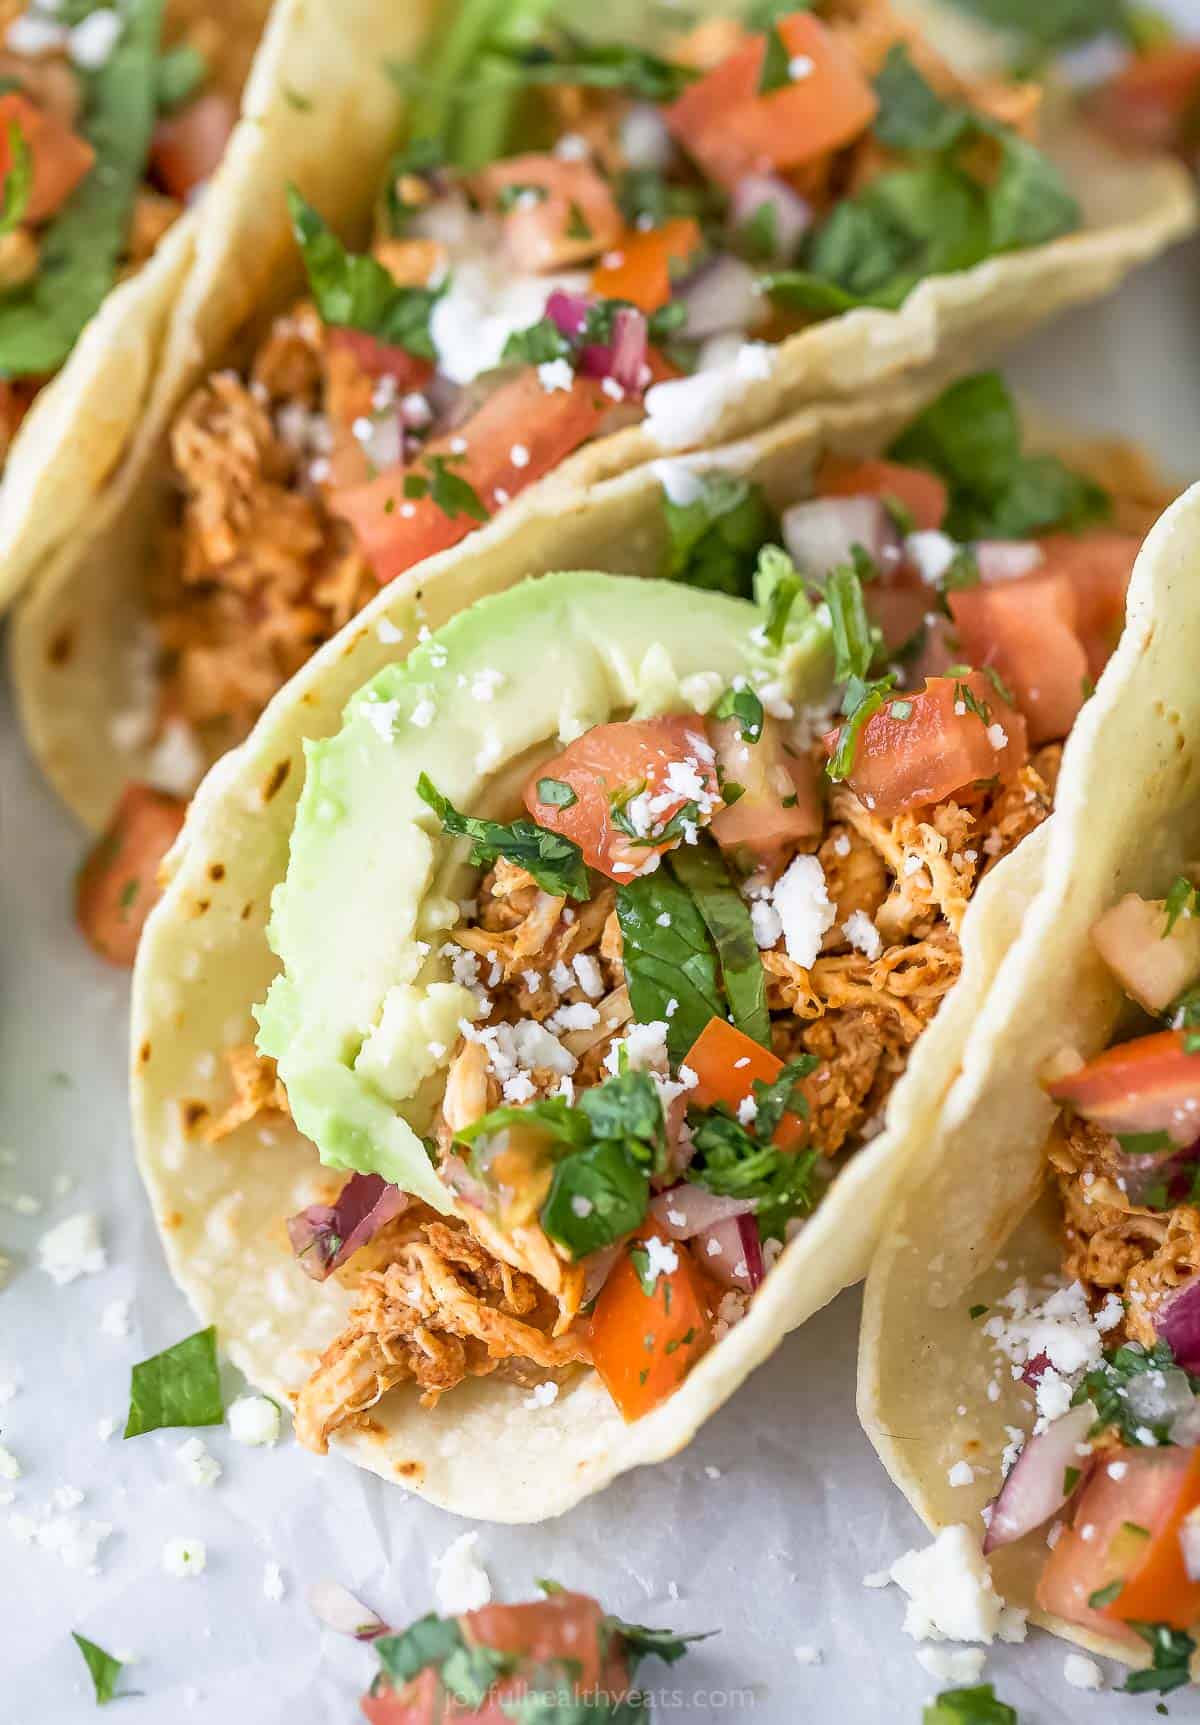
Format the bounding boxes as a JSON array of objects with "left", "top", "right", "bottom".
[
  {"left": 358, "top": 1584, "right": 701, "bottom": 1723},
  {"left": 969, "top": 866, "right": 1200, "bottom": 1690},
  {"left": 69, "top": 0, "right": 1093, "bottom": 954},
  {"left": 0, "top": 0, "right": 255, "bottom": 460},
  {"left": 182, "top": 373, "right": 1178, "bottom": 1448}
]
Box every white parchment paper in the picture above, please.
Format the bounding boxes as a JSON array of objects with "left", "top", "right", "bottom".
[{"left": 3, "top": 216, "right": 1200, "bottom": 1725}]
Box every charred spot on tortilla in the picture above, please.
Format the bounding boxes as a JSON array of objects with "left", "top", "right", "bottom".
[
  {"left": 240, "top": 900, "right": 254, "bottom": 920},
  {"left": 182, "top": 1100, "right": 209, "bottom": 1133},
  {"left": 138, "top": 1040, "right": 152, "bottom": 1065},
  {"left": 208, "top": 862, "right": 226, "bottom": 882},
  {"left": 263, "top": 760, "right": 291, "bottom": 802},
  {"left": 192, "top": 898, "right": 210, "bottom": 917},
  {"left": 47, "top": 625, "right": 75, "bottom": 667}
]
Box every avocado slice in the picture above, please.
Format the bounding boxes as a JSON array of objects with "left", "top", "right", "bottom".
[{"left": 256, "top": 571, "right": 831, "bottom": 1209}]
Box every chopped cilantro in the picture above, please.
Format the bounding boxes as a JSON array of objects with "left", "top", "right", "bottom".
[
  {"left": 1123, "top": 1623, "right": 1197, "bottom": 1696},
  {"left": 925, "top": 1683, "right": 1018, "bottom": 1724},
  {"left": 688, "top": 1059, "right": 819, "bottom": 1237},
  {"left": 481, "top": 31, "right": 699, "bottom": 103},
  {"left": 402, "top": 454, "right": 490, "bottom": 522},
  {"left": 754, "top": 545, "right": 810, "bottom": 647},
  {"left": 495, "top": 180, "right": 548, "bottom": 213},
  {"left": 1113, "top": 1129, "right": 1175, "bottom": 1156},
  {"left": 1062, "top": 1465, "right": 1081, "bottom": 1496},
  {"left": 758, "top": 23, "right": 791, "bottom": 94},
  {"left": 0, "top": 121, "right": 32, "bottom": 239},
  {"left": 1089, "top": 1578, "right": 1125, "bottom": 1609},
  {"left": 155, "top": 41, "right": 208, "bottom": 112},
  {"left": 289, "top": 186, "right": 443, "bottom": 358},
  {"left": 969, "top": 1303, "right": 988, "bottom": 1319},
  {"left": 825, "top": 559, "right": 881, "bottom": 684},
  {"left": 889, "top": 372, "right": 1110, "bottom": 541},
  {"left": 416, "top": 774, "right": 589, "bottom": 899},
  {"left": 535, "top": 777, "right": 577, "bottom": 810},
  {"left": 660, "top": 470, "right": 776, "bottom": 598},
  {"left": 826, "top": 676, "right": 897, "bottom": 783},
  {"left": 1163, "top": 875, "right": 1199, "bottom": 935},
  {"left": 72, "top": 1633, "right": 126, "bottom": 1706},
  {"left": 1074, "top": 1337, "right": 1200, "bottom": 1446},
  {"left": 616, "top": 870, "right": 724, "bottom": 1063},
  {"left": 502, "top": 316, "right": 573, "bottom": 365},
  {"left": 669, "top": 839, "right": 771, "bottom": 1049},
  {"left": 712, "top": 685, "right": 764, "bottom": 744},
  {"left": 124, "top": 1326, "right": 223, "bottom": 1437}
]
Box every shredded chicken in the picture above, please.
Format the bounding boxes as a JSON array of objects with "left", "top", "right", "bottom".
[
  {"left": 154, "top": 308, "right": 374, "bottom": 737},
  {"left": 294, "top": 1215, "right": 590, "bottom": 1453},
  {"left": 1051, "top": 1115, "right": 1200, "bottom": 1350},
  {"left": 206, "top": 1046, "right": 289, "bottom": 1141}
]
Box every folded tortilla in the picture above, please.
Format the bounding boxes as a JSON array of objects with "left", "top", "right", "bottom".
[
  {"left": 859, "top": 481, "right": 1200, "bottom": 1664},
  {"left": 8, "top": 0, "right": 1195, "bottom": 823},
  {"left": 127, "top": 374, "right": 1172, "bottom": 1520}
]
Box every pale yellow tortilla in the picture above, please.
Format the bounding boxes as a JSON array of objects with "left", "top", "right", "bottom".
[
  {"left": 8, "top": 0, "right": 1196, "bottom": 821},
  {"left": 133, "top": 374, "right": 1074, "bottom": 1521},
  {"left": 859, "top": 481, "right": 1200, "bottom": 1665}
]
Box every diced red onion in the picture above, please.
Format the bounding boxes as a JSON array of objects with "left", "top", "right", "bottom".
[
  {"left": 355, "top": 413, "right": 407, "bottom": 472},
  {"left": 438, "top": 1152, "right": 490, "bottom": 1212},
  {"left": 583, "top": 1241, "right": 623, "bottom": 1304},
  {"left": 694, "top": 1214, "right": 765, "bottom": 1292},
  {"left": 620, "top": 103, "right": 674, "bottom": 172},
  {"left": 730, "top": 172, "right": 812, "bottom": 261},
  {"left": 580, "top": 306, "right": 648, "bottom": 395},
  {"left": 649, "top": 1186, "right": 756, "bottom": 1240},
  {"left": 973, "top": 541, "right": 1045, "bottom": 583},
  {"left": 983, "top": 1400, "right": 1096, "bottom": 1554},
  {"left": 307, "top": 1579, "right": 387, "bottom": 1639},
  {"left": 782, "top": 496, "right": 903, "bottom": 579},
  {"left": 677, "top": 255, "right": 762, "bottom": 340},
  {"left": 286, "top": 1173, "right": 407, "bottom": 1282},
  {"left": 1124, "top": 1365, "right": 1196, "bottom": 1427},
  {"left": 1157, "top": 1276, "right": 1200, "bottom": 1374},
  {"left": 545, "top": 289, "right": 591, "bottom": 340},
  {"left": 1021, "top": 1351, "right": 1050, "bottom": 1387},
  {"left": 1180, "top": 1506, "right": 1200, "bottom": 1582}
]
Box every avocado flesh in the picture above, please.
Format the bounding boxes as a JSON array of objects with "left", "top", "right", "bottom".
[{"left": 257, "top": 571, "right": 832, "bottom": 1208}]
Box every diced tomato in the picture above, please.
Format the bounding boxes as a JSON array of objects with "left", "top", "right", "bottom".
[
  {"left": 1047, "top": 1029, "right": 1200, "bottom": 1143},
  {"left": 331, "top": 371, "right": 608, "bottom": 585},
  {"left": 149, "top": 91, "right": 236, "bottom": 201},
  {"left": 1037, "top": 1446, "right": 1200, "bottom": 1637},
  {"left": 826, "top": 671, "right": 1028, "bottom": 819},
  {"left": 948, "top": 575, "right": 1088, "bottom": 747},
  {"left": 589, "top": 1228, "right": 715, "bottom": 1420},
  {"left": 1089, "top": 44, "right": 1200, "bottom": 154},
  {"left": 815, "top": 455, "right": 948, "bottom": 532},
  {"left": 863, "top": 569, "right": 931, "bottom": 660},
  {"left": 464, "top": 1595, "right": 618, "bottom": 1693},
  {"left": 1092, "top": 893, "right": 1200, "bottom": 1016},
  {"left": 708, "top": 713, "right": 822, "bottom": 865},
  {"left": 590, "top": 217, "right": 702, "bottom": 313},
  {"left": 323, "top": 328, "right": 433, "bottom": 488},
  {"left": 665, "top": 13, "right": 878, "bottom": 189},
  {"left": 477, "top": 154, "right": 623, "bottom": 273},
  {"left": 525, "top": 714, "right": 719, "bottom": 882},
  {"left": 684, "top": 1017, "right": 807, "bottom": 1151},
  {"left": 1035, "top": 531, "right": 1141, "bottom": 679},
  {"left": 0, "top": 91, "right": 93, "bottom": 226},
  {"left": 361, "top": 1595, "right": 633, "bottom": 1723},
  {"left": 75, "top": 784, "right": 186, "bottom": 967}
]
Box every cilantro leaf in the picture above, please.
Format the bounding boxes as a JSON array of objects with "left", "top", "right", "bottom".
[
  {"left": 374, "top": 1613, "right": 464, "bottom": 1684},
  {"left": 156, "top": 41, "right": 208, "bottom": 112},
  {"left": 889, "top": 372, "right": 1110, "bottom": 540},
  {"left": 712, "top": 685, "right": 764, "bottom": 744},
  {"left": 536, "top": 777, "right": 577, "bottom": 810},
  {"left": 616, "top": 871, "right": 724, "bottom": 1063},
  {"left": 688, "top": 1061, "right": 819, "bottom": 1237},
  {"left": 289, "top": 187, "right": 442, "bottom": 358},
  {"left": 416, "top": 774, "right": 589, "bottom": 900},
  {"left": 0, "top": 0, "right": 164, "bottom": 378},
  {"left": 485, "top": 31, "right": 698, "bottom": 102},
  {"left": 0, "top": 121, "right": 31, "bottom": 239},
  {"left": 873, "top": 44, "right": 973, "bottom": 152},
  {"left": 72, "top": 1634, "right": 126, "bottom": 1706},
  {"left": 660, "top": 470, "right": 776, "bottom": 597},
  {"left": 826, "top": 676, "right": 896, "bottom": 782},
  {"left": 924, "top": 1683, "right": 1018, "bottom": 1724},
  {"left": 986, "top": 124, "right": 1081, "bottom": 251},
  {"left": 941, "top": 0, "right": 1131, "bottom": 55},
  {"left": 754, "top": 545, "right": 810, "bottom": 646},
  {"left": 1163, "top": 875, "right": 1199, "bottom": 934},
  {"left": 606, "top": 1614, "right": 710, "bottom": 1671},
  {"left": 459, "top": 1072, "right": 662, "bottom": 1260},
  {"left": 124, "top": 1326, "right": 223, "bottom": 1437},
  {"left": 403, "top": 454, "right": 490, "bottom": 523},
  {"left": 758, "top": 23, "right": 791, "bottom": 94},
  {"left": 668, "top": 839, "right": 771, "bottom": 1049},
  {"left": 440, "top": 1641, "right": 513, "bottom": 1706},
  {"left": 502, "top": 316, "right": 573, "bottom": 365},
  {"left": 825, "top": 560, "right": 880, "bottom": 684},
  {"left": 1122, "top": 1622, "right": 1197, "bottom": 1695},
  {"left": 1073, "top": 1337, "right": 1200, "bottom": 1445}
]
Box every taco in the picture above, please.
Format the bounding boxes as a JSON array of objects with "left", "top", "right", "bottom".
[
  {"left": 859, "top": 482, "right": 1200, "bottom": 1676},
  {"left": 130, "top": 371, "right": 1176, "bottom": 1519},
  {"left": 10, "top": 0, "right": 1194, "bottom": 857},
  {"left": 0, "top": 0, "right": 286, "bottom": 610}
]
